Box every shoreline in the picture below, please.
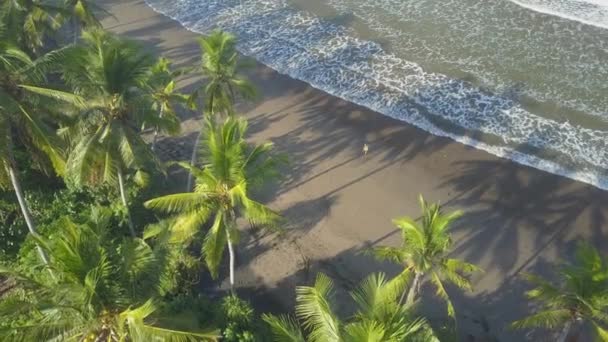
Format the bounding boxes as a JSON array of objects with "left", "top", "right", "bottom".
[
  {"left": 143, "top": 0, "right": 608, "bottom": 192},
  {"left": 100, "top": 0, "right": 608, "bottom": 340}
]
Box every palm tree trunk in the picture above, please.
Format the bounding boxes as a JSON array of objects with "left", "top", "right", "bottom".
[
  {"left": 6, "top": 147, "right": 50, "bottom": 266},
  {"left": 405, "top": 272, "right": 423, "bottom": 305},
  {"left": 225, "top": 227, "right": 236, "bottom": 290},
  {"left": 187, "top": 95, "right": 214, "bottom": 191},
  {"left": 186, "top": 129, "right": 202, "bottom": 192},
  {"left": 557, "top": 320, "right": 572, "bottom": 342},
  {"left": 72, "top": 17, "right": 79, "bottom": 44},
  {"left": 117, "top": 168, "right": 136, "bottom": 237},
  {"left": 151, "top": 107, "right": 164, "bottom": 152}
]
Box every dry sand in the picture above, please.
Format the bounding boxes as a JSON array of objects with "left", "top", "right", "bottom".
[{"left": 100, "top": 0, "right": 608, "bottom": 340}]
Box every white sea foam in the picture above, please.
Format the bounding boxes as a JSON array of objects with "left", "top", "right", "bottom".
[
  {"left": 509, "top": 0, "right": 608, "bottom": 28},
  {"left": 144, "top": 0, "right": 608, "bottom": 190},
  {"left": 325, "top": 0, "right": 608, "bottom": 120}
]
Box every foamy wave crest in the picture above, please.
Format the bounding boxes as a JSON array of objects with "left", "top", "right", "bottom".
[
  {"left": 509, "top": 0, "right": 608, "bottom": 28},
  {"left": 144, "top": 0, "right": 608, "bottom": 189}
]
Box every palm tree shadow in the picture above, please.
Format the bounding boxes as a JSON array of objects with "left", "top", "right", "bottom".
[{"left": 443, "top": 157, "right": 608, "bottom": 273}]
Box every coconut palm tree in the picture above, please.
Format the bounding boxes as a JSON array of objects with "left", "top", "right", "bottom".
[
  {"left": 62, "top": 0, "right": 103, "bottom": 29},
  {"left": 0, "top": 0, "right": 62, "bottom": 54},
  {"left": 58, "top": 0, "right": 110, "bottom": 44},
  {"left": 145, "top": 117, "right": 282, "bottom": 290},
  {"left": 512, "top": 243, "right": 608, "bottom": 342},
  {"left": 0, "top": 25, "right": 67, "bottom": 265},
  {"left": 29, "top": 29, "right": 162, "bottom": 237},
  {"left": 145, "top": 57, "right": 188, "bottom": 152},
  {"left": 367, "top": 195, "right": 480, "bottom": 319},
  {"left": 0, "top": 208, "right": 219, "bottom": 341},
  {"left": 190, "top": 30, "right": 256, "bottom": 115},
  {"left": 187, "top": 30, "right": 256, "bottom": 191},
  {"left": 263, "top": 272, "right": 439, "bottom": 342}
]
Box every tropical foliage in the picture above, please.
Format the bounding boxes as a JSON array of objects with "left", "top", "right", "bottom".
[
  {"left": 263, "top": 272, "right": 439, "bottom": 341},
  {"left": 0, "top": 15, "right": 67, "bottom": 265},
  {"left": 0, "top": 209, "right": 219, "bottom": 341},
  {"left": 187, "top": 30, "right": 256, "bottom": 190},
  {"left": 0, "top": 0, "right": 61, "bottom": 54},
  {"left": 145, "top": 117, "right": 283, "bottom": 289},
  {"left": 0, "top": 1, "right": 605, "bottom": 341},
  {"left": 27, "top": 28, "right": 169, "bottom": 236},
  {"left": 512, "top": 243, "right": 608, "bottom": 342},
  {"left": 146, "top": 57, "right": 188, "bottom": 151},
  {"left": 367, "top": 195, "right": 480, "bottom": 319},
  {"left": 61, "top": 0, "right": 104, "bottom": 30},
  {"left": 189, "top": 30, "right": 256, "bottom": 115}
]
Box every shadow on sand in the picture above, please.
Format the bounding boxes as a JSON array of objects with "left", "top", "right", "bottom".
[{"left": 98, "top": 1, "right": 608, "bottom": 340}]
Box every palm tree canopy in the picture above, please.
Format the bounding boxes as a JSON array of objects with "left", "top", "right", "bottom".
[
  {"left": 61, "top": 0, "right": 105, "bottom": 28},
  {"left": 0, "top": 0, "right": 63, "bottom": 53},
  {"left": 0, "top": 23, "right": 67, "bottom": 188},
  {"left": 368, "top": 195, "right": 480, "bottom": 318},
  {"left": 0, "top": 208, "right": 219, "bottom": 341},
  {"left": 145, "top": 116, "right": 283, "bottom": 278},
  {"left": 263, "top": 272, "right": 438, "bottom": 342},
  {"left": 190, "top": 30, "right": 256, "bottom": 114},
  {"left": 512, "top": 243, "right": 608, "bottom": 340},
  {"left": 38, "top": 28, "right": 162, "bottom": 186},
  {"left": 143, "top": 57, "right": 188, "bottom": 136}
]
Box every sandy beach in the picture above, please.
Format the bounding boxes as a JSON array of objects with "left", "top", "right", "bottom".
[{"left": 100, "top": 0, "right": 608, "bottom": 340}]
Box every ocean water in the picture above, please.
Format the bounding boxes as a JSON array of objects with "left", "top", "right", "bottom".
[{"left": 144, "top": 0, "right": 608, "bottom": 189}]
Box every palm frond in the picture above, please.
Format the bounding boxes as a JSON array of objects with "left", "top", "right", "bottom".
[
  {"left": 350, "top": 272, "right": 407, "bottom": 320},
  {"left": 343, "top": 320, "right": 387, "bottom": 342},
  {"left": 365, "top": 246, "right": 405, "bottom": 264},
  {"left": 65, "top": 126, "right": 104, "bottom": 185},
  {"left": 144, "top": 193, "right": 211, "bottom": 214},
  {"left": 522, "top": 273, "right": 563, "bottom": 303},
  {"left": 592, "top": 321, "right": 608, "bottom": 341},
  {"left": 511, "top": 309, "right": 572, "bottom": 330},
  {"left": 15, "top": 103, "right": 66, "bottom": 176},
  {"left": 169, "top": 209, "right": 214, "bottom": 243},
  {"left": 20, "top": 85, "right": 87, "bottom": 108},
  {"left": 201, "top": 212, "right": 227, "bottom": 279},
  {"left": 262, "top": 314, "right": 306, "bottom": 342},
  {"left": 392, "top": 216, "right": 425, "bottom": 250},
  {"left": 430, "top": 272, "right": 456, "bottom": 318},
  {"left": 295, "top": 273, "right": 341, "bottom": 342},
  {"left": 121, "top": 299, "right": 219, "bottom": 341},
  {"left": 440, "top": 258, "right": 480, "bottom": 292}
]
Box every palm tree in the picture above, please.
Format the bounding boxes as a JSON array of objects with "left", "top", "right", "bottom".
[
  {"left": 512, "top": 243, "right": 608, "bottom": 342},
  {"left": 30, "top": 29, "right": 161, "bottom": 237},
  {"left": 59, "top": 0, "right": 111, "bottom": 44},
  {"left": 263, "top": 272, "right": 439, "bottom": 341},
  {"left": 0, "top": 26, "right": 67, "bottom": 265},
  {"left": 145, "top": 117, "right": 282, "bottom": 290},
  {"left": 0, "top": 0, "right": 62, "bottom": 54},
  {"left": 187, "top": 30, "right": 256, "bottom": 191},
  {"left": 0, "top": 208, "right": 219, "bottom": 341},
  {"left": 146, "top": 57, "right": 188, "bottom": 152},
  {"left": 367, "top": 195, "right": 480, "bottom": 319}
]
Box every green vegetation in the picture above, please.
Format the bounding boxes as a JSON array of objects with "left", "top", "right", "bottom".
[
  {"left": 187, "top": 30, "right": 256, "bottom": 191},
  {"left": 0, "top": 209, "right": 218, "bottom": 341},
  {"left": 512, "top": 243, "right": 608, "bottom": 342},
  {"left": 145, "top": 117, "right": 283, "bottom": 289},
  {"left": 263, "top": 273, "right": 438, "bottom": 341},
  {"left": 0, "top": 1, "right": 606, "bottom": 341},
  {"left": 366, "top": 195, "right": 481, "bottom": 319}
]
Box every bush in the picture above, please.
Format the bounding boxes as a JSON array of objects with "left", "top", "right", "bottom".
[
  {"left": 219, "top": 294, "right": 271, "bottom": 341},
  {"left": 158, "top": 293, "right": 270, "bottom": 341},
  {"left": 0, "top": 180, "right": 133, "bottom": 262}
]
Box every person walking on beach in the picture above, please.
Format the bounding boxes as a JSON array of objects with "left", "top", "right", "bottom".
[{"left": 362, "top": 143, "right": 369, "bottom": 157}]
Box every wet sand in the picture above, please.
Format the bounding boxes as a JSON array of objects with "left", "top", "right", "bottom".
[{"left": 100, "top": 0, "right": 608, "bottom": 340}]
